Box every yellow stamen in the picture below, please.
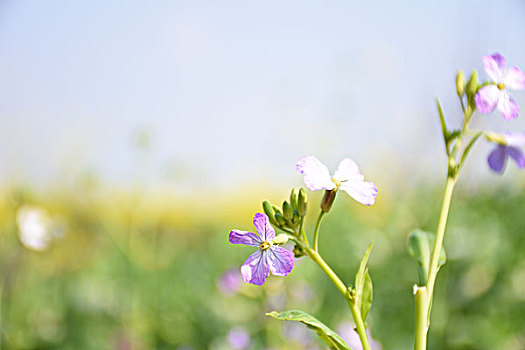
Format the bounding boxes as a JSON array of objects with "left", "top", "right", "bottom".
[
  {"left": 260, "top": 241, "right": 270, "bottom": 250},
  {"left": 331, "top": 178, "right": 341, "bottom": 190},
  {"left": 497, "top": 83, "right": 505, "bottom": 90}
]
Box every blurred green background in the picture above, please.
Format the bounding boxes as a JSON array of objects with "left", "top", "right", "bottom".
[
  {"left": 1, "top": 177, "right": 525, "bottom": 349},
  {"left": 2, "top": 0, "right": 525, "bottom": 349}
]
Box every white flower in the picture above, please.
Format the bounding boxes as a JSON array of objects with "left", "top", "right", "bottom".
[
  {"left": 16, "top": 206, "right": 58, "bottom": 251},
  {"left": 296, "top": 156, "right": 378, "bottom": 206}
]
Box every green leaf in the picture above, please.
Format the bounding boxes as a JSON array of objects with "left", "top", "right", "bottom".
[
  {"left": 459, "top": 131, "right": 483, "bottom": 171},
  {"left": 436, "top": 98, "right": 448, "bottom": 146},
  {"left": 354, "top": 241, "right": 374, "bottom": 323},
  {"left": 360, "top": 271, "right": 373, "bottom": 322},
  {"left": 266, "top": 310, "right": 351, "bottom": 350},
  {"left": 407, "top": 230, "right": 447, "bottom": 285}
]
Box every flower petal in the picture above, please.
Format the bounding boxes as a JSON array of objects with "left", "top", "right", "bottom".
[
  {"left": 475, "top": 85, "right": 500, "bottom": 114},
  {"left": 267, "top": 246, "right": 294, "bottom": 276},
  {"left": 483, "top": 53, "right": 506, "bottom": 82},
  {"left": 487, "top": 145, "right": 507, "bottom": 173},
  {"left": 296, "top": 156, "right": 336, "bottom": 191},
  {"left": 339, "top": 180, "right": 378, "bottom": 206},
  {"left": 229, "top": 229, "right": 261, "bottom": 246},
  {"left": 497, "top": 91, "right": 520, "bottom": 120},
  {"left": 253, "top": 213, "right": 275, "bottom": 242},
  {"left": 333, "top": 158, "right": 365, "bottom": 182},
  {"left": 504, "top": 66, "right": 525, "bottom": 90},
  {"left": 504, "top": 132, "right": 525, "bottom": 147},
  {"left": 240, "top": 249, "right": 269, "bottom": 285},
  {"left": 507, "top": 146, "right": 525, "bottom": 168}
]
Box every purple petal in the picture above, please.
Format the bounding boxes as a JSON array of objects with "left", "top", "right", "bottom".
[
  {"left": 483, "top": 53, "right": 506, "bottom": 82},
  {"left": 229, "top": 230, "right": 261, "bottom": 246},
  {"left": 507, "top": 146, "right": 525, "bottom": 168},
  {"left": 267, "top": 246, "right": 294, "bottom": 276},
  {"left": 252, "top": 213, "right": 275, "bottom": 242},
  {"left": 240, "top": 249, "right": 269, "bottom": 285},
  {"left": 504, "top": 132, "right": 525, "bottom": 147},
  {"left": 497, "top": 91, "right": 520, "bottom": 120},
  {"left": 504, "top": 66, "right": 525, "bottom": 90},
  {"left": 217, "top": 269, "right": 242, "bottom": 295},
  {"left": 475, "top": 85, "right": 500, "bottom": 114},
  {"left": 488, "top": 145, "right": 508, "bottom": 173},
  {"left": 296, "top": 156, "right": 336, "bottom": 191},
  {"left": 333, "top": 158, "right": 364, "bottom": 182},
  {"left": 339, "top": 180, "right": 378, "bottom": 206},
  {"left": 227, "top": 327, "right": 250, "bottom": 349}
]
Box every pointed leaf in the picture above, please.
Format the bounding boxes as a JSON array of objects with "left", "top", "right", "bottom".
[
  {"left": 360, "top": 271, "right": 373, "bottom": 322},
  {"left": 266, "top": 310, "right": 351, "bottom": 350},
  {"left": 407, "top": 230, "right": 447, "bottom": 285},
  {"left": 353, "top": 241, "right": 374, "bottom": 323},
  {"left": 436, "top": 98, "right": 448, "bottom": 145},
  {"left": 355, "top": 241, "right": 373, "bottom": 295},
  {"left": 459, "top": 131, "right": 483, "bottom": 171}
]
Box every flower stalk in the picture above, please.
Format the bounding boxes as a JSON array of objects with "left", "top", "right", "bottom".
[
  {"left": 312, "top": 210, "right": 325, "bottom": 252},
  {"left": 414, "top": 175, "right": 457, "bottom": 350},
  {"left": 304, "top": 246, "right": 371, "bottom": 350}
]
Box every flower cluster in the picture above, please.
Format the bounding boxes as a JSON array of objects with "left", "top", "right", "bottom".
[
  {"left": 229, "top": 156, "right": 377, "bottom": 286},
  {"left": 465, "top": 53, "right": 525, "bottom": 174}
]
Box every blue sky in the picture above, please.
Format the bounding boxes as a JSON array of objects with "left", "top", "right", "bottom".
[{"left": 1, "top": 0, "right": 525, "bottom": 191}]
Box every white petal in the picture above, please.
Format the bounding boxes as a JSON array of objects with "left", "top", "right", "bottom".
[
  {"left": 483, "top": 54, "right": 506, "bottom": 82},
  {"left": 497, "top": 90, "right": 520, "bottom": 120},
  {"left": 504, "top": 66, "right": 525, "bottom": 90},
  {"left": 339, "top": 180, "right": 378, "bottom": 206},
  {"left": 504, "top": 132, "right": 525, "bottom": 147},
  {"left": 333, "top": 158, "right": 365, "bottom": 182},
  {"left": 296, "top": 156, "right": 336, "bottom": 191}
]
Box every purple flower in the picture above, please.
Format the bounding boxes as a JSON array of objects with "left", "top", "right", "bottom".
[
  {"left": 487, "top": 132, "right": 525, "bottom": 173},
  {"left": 229, "top": 213, "right": 294, "bottom": 286},
  {"left": 217, "top": 268, "right": 242, "bottom": 295},
  {"left": 475, "top": 53, "right": 525, "bottom": 120},
  {"left": 296, "top": 156, "right": 378, "bottom": 206},
  {"left": 227, "top": 326, "right": 250, "bottom": 349}
]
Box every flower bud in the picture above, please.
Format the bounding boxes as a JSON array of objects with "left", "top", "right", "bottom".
[
  {"left": 292, "top": 210, "right": 300, "bottom": 225},
  {"left": 466, "top": 69, "right": 479, "bottom": 100},
  {"left": 320, "top": 190, "right": 337, "bottom": 213},
  {"left": 298, "top": 188, "right": 307, "bottom": 216},
  {"left": 262, "top": 200, "right": 277, "bottom": 225},
  {"left": 290, "top": 188, "right": 299, "bottom": 210},
  {"left": 282, "top": 201, "right": 293, "bottom": 221},
  {"left": 456, "top": 70, "right": 465, "bottom": 97},
  {"left": 275, "top": 211, "right": 286, "bottom": 226},
  {"left": 272, "top": 234, "right": 289, "bottom": 245},
  {"left": 293, "top": 245, "right": 306, "bottom": 258}
]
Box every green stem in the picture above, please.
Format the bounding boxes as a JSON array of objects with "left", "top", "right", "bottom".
[
  {"left": 426, "top": 176, "right": 456, "bottom": 300},
  {"left": 299, "top": 217, "right": 309, "bottom": 247},
  {"left": 312, "top": 211, "right": 325, "bottom": 252},
  {"left": 305, "top": 247, "right": 346, "bottom": 295},
  {"left": 413, "top": 176, "right": 457, "bottom": 350},
  {"left": 304, "top": 247, "right": 371, "bottom": 350},
  {"left": 349, "top": 300, "right": 371, "bottom": 350},
  {"left": 414, "top": 286, "right": 428, "bottom": 350}
]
